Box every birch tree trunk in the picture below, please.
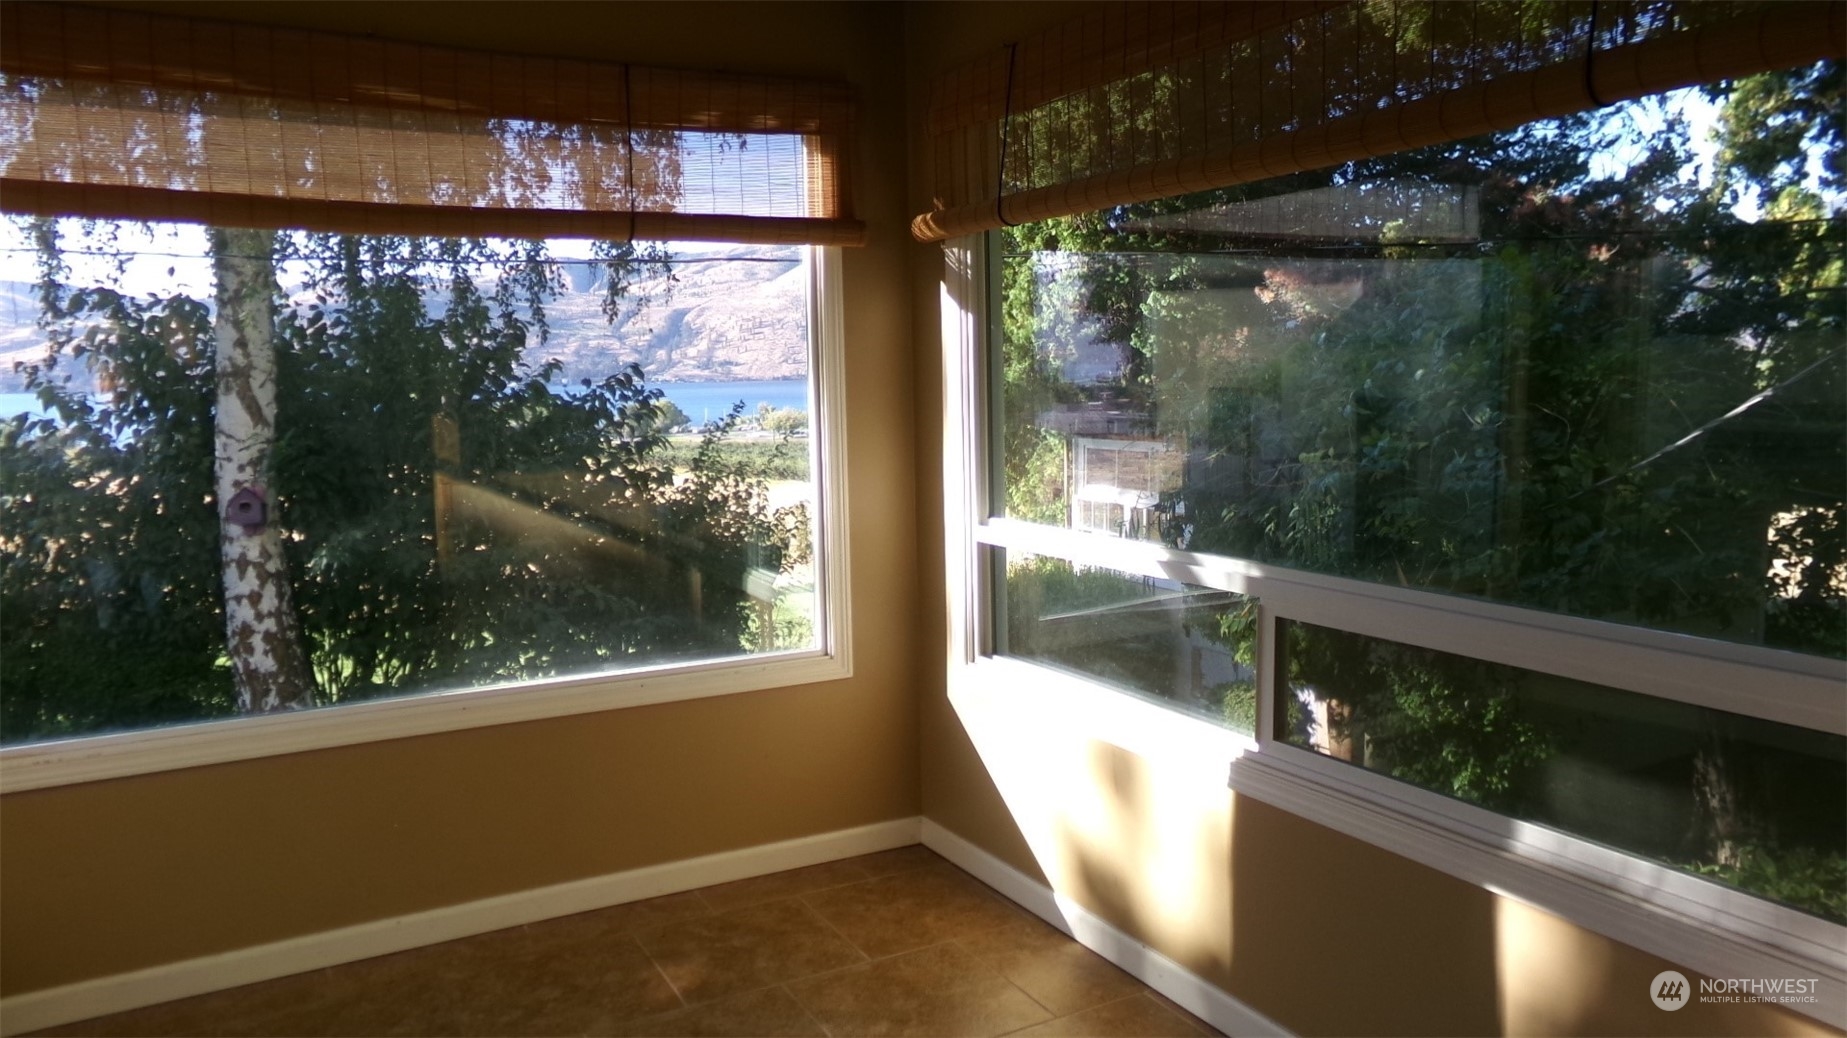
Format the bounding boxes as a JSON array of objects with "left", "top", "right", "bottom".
[{"left": 212, "top": 226, "right": 314, "bottom": 712}]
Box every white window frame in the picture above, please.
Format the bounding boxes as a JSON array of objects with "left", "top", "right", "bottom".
[
  {"left": 0, "top": 246, "right": 852, "bottom": 793},
  {"left": 940, "top": 234, "right": 1847, "bottom": 1026}
]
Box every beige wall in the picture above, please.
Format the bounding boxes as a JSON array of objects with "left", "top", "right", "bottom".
[
  {"left": 0, "top": 0, "right": 919, "bottom": 998},
  {"left": 940, "top": 711, "right": 1834, "bottom": 1036},
  {"left": 1, "top": 4, "right": 1837, "bottom": 1036},
  {"left": 902, "top": 3, "right": 1837, "bottom": 1036},
  {"left": 908, "top": 0, "right": 1101, "bottom": 896}
]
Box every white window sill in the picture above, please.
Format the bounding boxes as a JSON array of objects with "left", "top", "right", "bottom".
[
  {"left": 940, "top": 227, "right": 1844, "bottom": 1028},
  {"left": 4, "top": 247, "right": 855, "bottom": 795},
  {"left": 954, "top": 649, "right": 1847, "bottom": 1029},
  {"left": 953, "top": 653, "right": 1259, "bottom": 772},
  {"left": 954, "top": 644, "right": 1845, "bottom": 1028},
  {"left": 0, "top": 650, "right": 851, "bottom": 793},
  {"left": 1228, "top": 746, "right": 1846, "bottom": 1027}
]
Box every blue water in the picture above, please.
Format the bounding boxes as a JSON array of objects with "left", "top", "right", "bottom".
[
  {"left": 655, "top": 380, "right": 807, "bottom": 424},
  {"left": 0, "top": 381, "right": 808, "bottom": 425},
  {"left": 0, "top": 392, "right": 46, "bottom": 418}
]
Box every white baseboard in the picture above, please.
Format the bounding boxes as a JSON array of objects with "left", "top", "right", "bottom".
[
  {"left": 921, "top": 819, "right": 1294, "bottom": 1038},
  {"left": 0, "top": 816, "right": 923, "bottom": 1037}
]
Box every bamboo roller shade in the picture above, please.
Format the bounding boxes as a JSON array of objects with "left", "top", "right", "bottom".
[
  {"left": 914, "top": 0, "right": 1847, "bottom": 243},
  {"left": 0, "top": 2, "right": 864, "bottom": 245}
]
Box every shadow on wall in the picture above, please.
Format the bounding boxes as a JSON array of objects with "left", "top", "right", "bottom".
[
  {"left": 1224, "top": 794, "right": 1501, "bottom": 1035},
  {"left": 946, "top": 681, "right": 1836, "bottom": 1036},
  {"left": 1049, "top": 741, "right": 1233, "bottom": 988},
  {"left": 947, "top": 684, "right": 1234, "bottom": 999},
  {"left": 1488, "top": 884, "right": 1830, "bottom": 1036},
  {"left": 947, "top": 675, "right": 1499, "bottom": 1033},
  {"left": 1222, "top": 779, "right": 1831, "bottom": 1035}
]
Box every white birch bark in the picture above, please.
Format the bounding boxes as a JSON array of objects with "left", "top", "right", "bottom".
[{"left": 213, "top": 226, "right": 314, "bottom": 712}]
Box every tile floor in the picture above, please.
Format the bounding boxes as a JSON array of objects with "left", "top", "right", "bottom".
[{"left": 39, "top": 846, "right": 1220, "bottom": 1037}]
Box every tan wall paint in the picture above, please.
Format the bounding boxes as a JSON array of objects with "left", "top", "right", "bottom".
[
  {"left": 0, "top": 0, "right": 918, "bottom": 998},
  {"left": 907, "top": 0, "right": 1100, "bottom": 890},
  {"left": 942, "top": 694, "right": 1835, "bottom": 1036},
  {"left": 903, "top": 3, "right": 1839, "bottom": 1036},
  {"left": 2, "top": 5, "right": 1837, "bottom": 1034}
]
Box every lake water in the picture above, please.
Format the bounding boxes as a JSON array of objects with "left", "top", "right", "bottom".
[
  {"left": 0, "top": 380, "right": 807, "bottom": 425},
  {"left": 0, "top": 392, "right": 45, "bottom": 418},
  {"left": 657, "top": 380, "right": 807, "bottom": 423}
]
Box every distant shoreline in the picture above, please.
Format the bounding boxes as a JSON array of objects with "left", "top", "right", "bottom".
[{"left": 0, "top": 377, "right": 809, "bottom": 425}]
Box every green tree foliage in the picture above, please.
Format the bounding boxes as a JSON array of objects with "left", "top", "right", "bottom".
[
  {"left": 3, "top": 229, "right": 233, "bottom": 735},
  {"left": 0, "top": 224, "right": 808, "bottom": 741},
  {"left": 997, "top": 61, "right": 1846, "bottom": 918},
  {"left": 652, "top": 398, "right": 692, "bottom": 434},
  {"left": 659, "top": 438, "right": 810, "bottom": 482},
  {"left": 1002, "top": 554, "right": 1259, "bottom": 735},
  {"left": 761, "top": 406, "right": 808, "bottom": 437}
]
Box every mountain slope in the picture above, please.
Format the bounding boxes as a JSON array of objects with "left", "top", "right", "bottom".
[{"left": 0, "top": 243, "right": 808, "bottom": 392}]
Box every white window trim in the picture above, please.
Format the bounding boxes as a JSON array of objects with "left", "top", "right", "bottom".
[
  {"left": 1229, "top": 746, "right": 1846, "bottom": 1002},
  {"left": 979, "top": 517, "right": 1844, "bottom": 737},
  {"left": 940, "top": 234, "right": 1847, "bottom": 1027},
  {"left": 0, "top": 246, "right": 853, "bottom": 794}
]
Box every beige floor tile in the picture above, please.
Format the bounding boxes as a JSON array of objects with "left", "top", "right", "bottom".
[
  {"left": 34, "top": 926, "right": 540, "bottom": 1037},
  {"left": 34, "top": 856, "right": 1201, "bottom": 1038},
  {"left": 957, "top": 918, "right": 1146, "bottom": 1017},
  {"left": 696, "top": 859, "right": 872, "bottom": 913},
  {"left": 840, "top": 844, "right": 945, "bottom": 877},
  {"left": 611, "top": 985, "right": 827, "bottom": 1037},
  {"left": 321, "top": 928, "right": 547, "bottom": 1036},
  {"left": 637, "top": 897, "right": 867, "bottom": 1004},
  {"left": 35, "top": 966, "right": 342, "bottom": 1037},
  {"left": 1006, "top": 993, "right": 1208, "bottom": 1037},
  {"left": 318, "top": 928, "right": 682, "bottom": 1036},
  {"left": 803, "top": 863, "right": 1031, "bottom": 959},
  {"left": 787, "top": 942, "right": 1053, "bottom": 1037},
  {"left": 38, "top": 923, "right": 686, "bottom": 1038},
  {"left": 1146, "top": 991, "right": 1222, "bottom": 1036},
  {"left": 531, "top": 890, "right": 714, "bottom": 945}
]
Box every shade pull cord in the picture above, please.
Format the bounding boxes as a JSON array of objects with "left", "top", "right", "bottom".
[
  {"left": 624, "top": 64, "right": 638, "bottom": 243},
  {"left": 1585, "top": 0, "right": 1610, "bottom": 107},
  {"left": 996, "top": 42, "right": 1019, "bottom": 228}
]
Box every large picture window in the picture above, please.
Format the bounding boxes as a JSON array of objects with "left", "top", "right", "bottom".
[
  {"left": 1, "top": 220, "right": 834, "bottom": 746},
  {"left": 0, "top": 2, "right": 858, "bottom": 785},
  {"left": 953, "top": 46, "right": 1844, "bottom": 1010}
]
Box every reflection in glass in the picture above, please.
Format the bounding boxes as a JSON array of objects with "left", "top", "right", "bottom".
[
  {"left": 995, "top": 66, "right": 1846, "bottom": 659},
  {"left": 997, "top": 552, "right": 1256, "bottom": 734},
  {"left": 1278, "top": 620, "right": 1847, "bottom": 922},
  {"left": 0, "top": 219, "right": 817, "bottom": 744}
]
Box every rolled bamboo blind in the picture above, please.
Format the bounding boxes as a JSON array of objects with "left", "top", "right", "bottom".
[
  {"left": 0, "top": 2, "right": 864, "bottom": 245},
  {"left": 914, "top": 0, "right": 1847, "bottom": 243}
]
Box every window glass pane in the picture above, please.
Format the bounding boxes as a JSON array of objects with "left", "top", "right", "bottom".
[
  {"left": 995, "top": 63, "right": 1846, "bottom": 659},
  {"left": 1278, "top": 619, "right": 1847, "bottom": 922},
  {"left": 0, "top": 219, "right": 819, "bottom": 744},
  {"left": 996, "top": 551, "right": 1256, "bottom": 734}
]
